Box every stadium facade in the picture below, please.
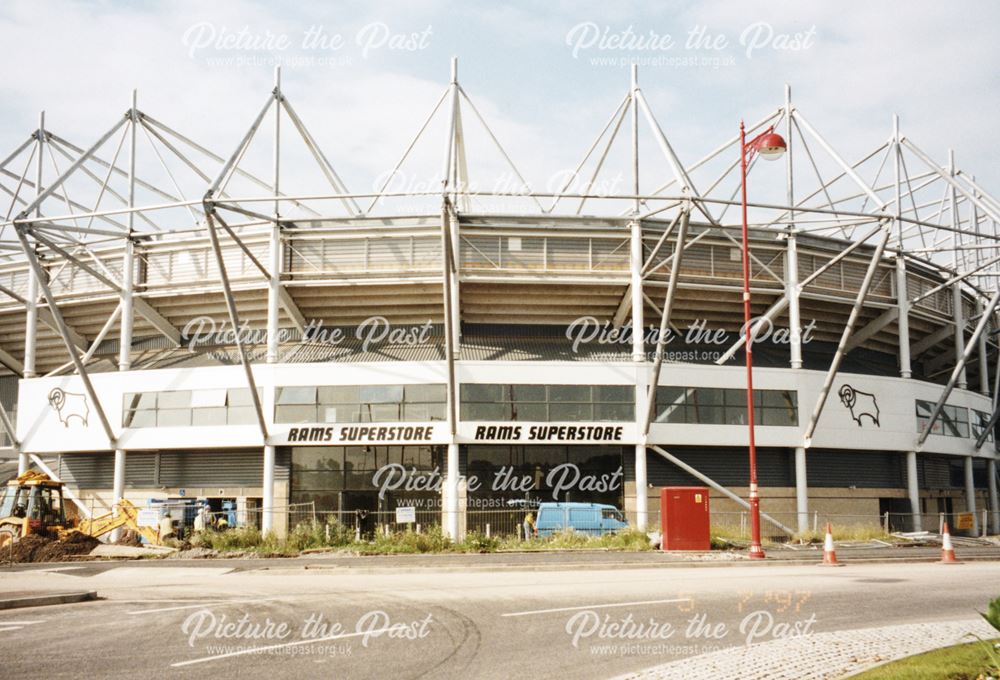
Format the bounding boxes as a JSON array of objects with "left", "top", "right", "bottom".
[{"left": 1, "top": 62, "right": 998, "bottom": 538}]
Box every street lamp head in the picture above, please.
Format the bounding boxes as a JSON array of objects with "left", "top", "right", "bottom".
[{"left": 755, "top": 132, "right": 787, "bottom": 160}]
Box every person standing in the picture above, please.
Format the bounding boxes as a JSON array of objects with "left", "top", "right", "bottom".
[{"left": 523, "top": 511, "right": 535, "bottom": 540}]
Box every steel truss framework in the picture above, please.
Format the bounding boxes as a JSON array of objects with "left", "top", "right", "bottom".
[{"left": 0, "top": 60, "right": 998, "bottom": 536}]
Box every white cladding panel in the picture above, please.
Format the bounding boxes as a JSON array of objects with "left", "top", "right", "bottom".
[{"left": 15, "top": 360, "right": 996, "bottom": 457}]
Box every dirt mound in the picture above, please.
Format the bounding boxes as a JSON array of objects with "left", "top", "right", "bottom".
[
  {"left": 8, "top": 532, "right": 100, "bottom": 563},
  {"left": 115, "top": 531, "right": 143, "bottom": 547}
]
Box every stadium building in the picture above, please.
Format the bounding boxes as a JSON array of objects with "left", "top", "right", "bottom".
[{"left": 1, "top": 62, "right": 998, "bottom": 538}]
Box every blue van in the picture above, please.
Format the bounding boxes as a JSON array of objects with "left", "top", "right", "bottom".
[{"left": 534, "top": 502, "right": 628, "bottom": 537}]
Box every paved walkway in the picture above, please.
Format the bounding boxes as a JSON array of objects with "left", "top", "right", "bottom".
[{"left": 617, "top": 618, "right": 998, "bottom": 680}]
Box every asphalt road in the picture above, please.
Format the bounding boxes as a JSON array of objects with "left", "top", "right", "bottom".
[{"left": 1, "top": 557, "right": 998, "bottom": 679}]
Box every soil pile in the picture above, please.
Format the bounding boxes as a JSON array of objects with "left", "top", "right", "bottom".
[{"left": 8, "top": 532, "right": 100, "bottom": 563}]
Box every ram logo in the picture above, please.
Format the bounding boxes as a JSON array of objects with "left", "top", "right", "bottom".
[
  {"left": 837, "top": 384, "right": 880, "bottom": 427},
  {"left": 48, "top": 388, "right": 89, "bottom": 428}
]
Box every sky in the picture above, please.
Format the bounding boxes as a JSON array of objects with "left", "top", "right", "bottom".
[{"left": 0, "top": 0, "right": 998, "bottom": 219}]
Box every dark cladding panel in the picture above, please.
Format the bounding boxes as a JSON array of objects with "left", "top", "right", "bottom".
[
  {"left": 807, "top": 450, "right": 904, "bottom": 488},
  {"left": 159, "top": 450, "right": 266, "bottom": 487},
  {"left": 638, "top": 448, "right": 793, "bottom": 488},
  {"left": 58, "top": 453, "right": 113, "bottom": 489}
]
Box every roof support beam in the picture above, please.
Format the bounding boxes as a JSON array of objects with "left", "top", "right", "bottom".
[
  {"left": 804, "top": 221, "right": 893, "bottom": 445},
  {"left": 202, "top": 202, "right": 268, "bottom": 440},
  {"left": 911, "top": 324, "right": 955, "bottom": 357},
  {"left": 13, "top": 224, "right": 117, "bottom": 448},
  {"left": 649, "top": 445, "right": 794, "bottom": 535},
  {"left": 643, "top": 208, "right": 691, "bottom": 434},
  {"left": 26, "top": 228, "right": 181, "bottom": 346},
  {"left": 844, "top": 306, "right": 899, "bottom": 353},
  {"left": 918, "top": 287, "right": 1000, "bottom": 446}
]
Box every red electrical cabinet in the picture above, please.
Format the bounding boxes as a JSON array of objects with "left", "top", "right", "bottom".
[{"left": 660, "top": 486, "right": 710, "bottom": 551}]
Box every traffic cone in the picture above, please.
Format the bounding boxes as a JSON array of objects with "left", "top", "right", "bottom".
[
  {"left": 822, "top": 523, "right": 843, "bottom": 566},
  {"left": 940, "top": 522, "right": 960, "bottom": 564}
]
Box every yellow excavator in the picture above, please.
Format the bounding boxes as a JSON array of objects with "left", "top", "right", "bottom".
[{"left": 0, "top": 470, "right": 162, "bottom": 547}]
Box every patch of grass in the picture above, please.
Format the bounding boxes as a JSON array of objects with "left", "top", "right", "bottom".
[
  {"left": 792, "top": 524, "right": 893, "bottom": 543},
  {"left": 597, "top": 528, "right": 654, "bottom": 551},
  {"left": 459, "top": 531, "right": 500, "bottom": 553},
  {"left": 189, "top": 523, "right": 655, "bottom": 556},
  {"left": 197, "top": 520, "right": 356, "bottom": 554},
  {"left": 366, "top": 525, "right": 453, "bottom": 554},
  {"left": 851, "top": 639, "right": 1000, "bottom": 679},
  {"left": 198, "top": 526, "right": 264, "bottom": 551}
]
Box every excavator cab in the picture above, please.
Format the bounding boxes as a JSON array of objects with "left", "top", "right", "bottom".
[
  {"left": 1, "top": 470, "right": 163, "bottom": 548},
  {"left": 0, "top": 471, "right": 70, "bottom": 546}
]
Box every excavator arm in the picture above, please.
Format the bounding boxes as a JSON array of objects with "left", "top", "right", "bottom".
[{"left": 71, "top": 501, "right": 162, "bottom": 546}]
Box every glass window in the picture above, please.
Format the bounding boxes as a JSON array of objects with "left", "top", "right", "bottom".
[
  {"left": 463, "top": 384, "right": 503, "bottom": 402},
  {"left": 123, "top": 393, "right": 156, "bottom": 409},
  {"left": 318, "top": 385, "right": 359, "bottom": 404},
  {"left": 275, "top": 404, "right": 317, "bottom": 423},
  {"left": 157, "top": 409, "right": 190, "bottom": 427},
  {"left": 511, "top": 385, "right": 546, "bottom": 401},
  {"left": 972, "top": 410, "right": 994, "bottom": 443},
  {"left": 228, "top": 388, "right": 254, "bottom": 406},
  {"left": 549, "top": 385, "right": 590, "bottom": 403},
  {"left": 512, "top": 402, "right": 547, "bottom": 421},
  {"left": 277, "top": 386, "right": 317, "bottom": 405},
  {"left": 320, "top": 405, "right": 352, "bottom": 422},
  {"left": 916, "top": 400, "right": 969, "bottom": 438},
  {"left": 404, "top": 384, "right": 445, "bottom": 401},
  {"left": 364, "top": 403, "right": 402, "bottom": 421},
  {"left": 550, "top": 402, "right": 592, "bottom": 421},
  {"left": 158, "top": 390, "right": 191, "bottom": 409},
  {"left": 595, "top": 402, "right": 634, "bottom": 421},
  {"left": 360, "top": 385, "right": 403, "bottom": 404},
  {"left": 655, "top": 386, "right": 796, "bottom": 427},
  {"left": 128, "top": 410, "right": 156, "bottom": 428},
  {"left": 463, "top": 402, "right": 509, "bottom": 421},
  {"left": 345, "top": 447, "right": 379, "bottom": 470},
  {"left": 595, "top": 385, "right": 632, "bottom": 402},
  {"left": 191, "top": 389, "right": 227, "bottom": 408}
]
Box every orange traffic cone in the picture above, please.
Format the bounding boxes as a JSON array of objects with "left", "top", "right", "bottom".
[
  {"left": 822, "top": 523, "right": 843, "bottom": 566},
  {"left": 940, "top": 522, "right": 960, "bottom": 564}
]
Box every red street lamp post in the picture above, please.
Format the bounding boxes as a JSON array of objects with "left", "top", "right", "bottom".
[{"left": 739, "top": 121, "right": 786, "bottom": 559}]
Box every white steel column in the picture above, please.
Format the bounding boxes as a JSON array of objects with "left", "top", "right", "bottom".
[
  {"left": 951, "top": 150, "right": 967, "bottom": 390},
  {"left": 112, "top": 447, "right": 125, "bottom": 530},
  {"left": 978, "top": 298, "right": 990, "bottom": 396},
  {"left": 785, "top": 85, "right": 802, "bottom": 370},
  {"left": 266, "top": 67, "right": 281, "bottom": 364},
  {"left": 906, "top": 451, "right": 921, "bottom": 532},
  {"left": 794, "top": 446, "right": 807, "bottom": 534},
  {"left": 118, "top": 92, "right": 137, "bottom": 372},
  {"left": 953, "top": 283, "right": 967, "bottom": 389},
  {"left": 262, "top": 69, "right": 281, "bottom": 535},
  {"left": 988, "top": 458, "right": 999, "bottom": 534},
  {"left": 631, "top": 219, "right": 647, "bottom": 530},
  {"left": 964, "top": 455, "right": 978, "bottom": 535},
  {"left": 894, "top": 115, "right": 911, "bottom": 378},
  {"left": 262, "top": 444, "right": 276, "bottom": 533},
  {"left": 896, "top": 258, "right": 911, "bottom": 378},
  {"left": 629, "top": 66, "right": 647, "bottom": 531},
  {"left": 440, "top": 60, "right": 463, "bottom": 541},
  {"left": 112, "top": 92, "right": 138, "bottom": 541},
  {"left": 23, "top": 111, "right": 43, "bottom": 381}
]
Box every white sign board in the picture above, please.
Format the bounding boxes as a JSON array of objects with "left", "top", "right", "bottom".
[
  {"left": 137, "top": 509, "right": 160, "bottom": 528},
  {"left": 395, "top": 506, "right": 417, "bottom": 524}
]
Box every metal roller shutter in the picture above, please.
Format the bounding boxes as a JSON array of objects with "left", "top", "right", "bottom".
[
  {"left": 159, "top": 450, "right": 265, "bottom": 487},
  {"left": 59, "top": 453, "right": 113, "bottom": 489},
  {"left": 807, "top": 450, "right": 904, "bottom": 488},
  {"left": 637, "top": 447, "right": 794, "bottom": 488}
]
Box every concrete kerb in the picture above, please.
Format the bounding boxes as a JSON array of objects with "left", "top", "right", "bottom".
[{"left": 0, "top": 591, "right": 99, "bottom": 610}]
